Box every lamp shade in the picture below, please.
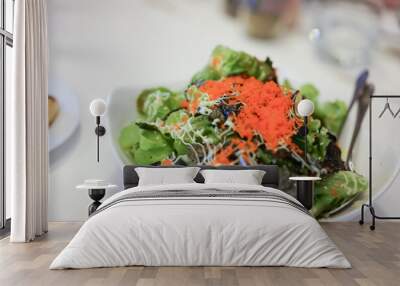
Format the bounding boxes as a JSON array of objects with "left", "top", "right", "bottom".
[
  {"left": 89, "top": 99, "right": 107, "bottom": 116},
  {"left": 297, "top": 99, "right": 314, "bottom": 117}
]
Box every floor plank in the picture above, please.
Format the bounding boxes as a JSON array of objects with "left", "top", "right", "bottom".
[{"left": 0, "top": 222, "right": 399, "bottom": 286}]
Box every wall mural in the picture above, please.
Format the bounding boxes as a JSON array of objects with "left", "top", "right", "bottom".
[
  {"left": 46, "top": 0, "right": 400, "bottom": 223},
  {"left": 107, "top": 46, "right": 368, "bottom": 220}
]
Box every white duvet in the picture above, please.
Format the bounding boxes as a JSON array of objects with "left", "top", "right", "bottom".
[{"left": 50, "top": 183, "right": 350, "bottom": 269}]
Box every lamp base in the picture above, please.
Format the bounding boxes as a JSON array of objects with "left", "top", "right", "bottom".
[
  {"left": 296, "top": 180, "right": 314, "bottom": 210},
  {"left": 88, "top": 189, "right": 106, "bottom": 215}
]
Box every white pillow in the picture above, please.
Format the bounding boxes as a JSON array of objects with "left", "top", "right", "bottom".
[
  {"left": 200, "top": 169, "right": 265, "bottom": 185},
  {"left": 136, "top": 167, "right": 200, "bottom": 186}
]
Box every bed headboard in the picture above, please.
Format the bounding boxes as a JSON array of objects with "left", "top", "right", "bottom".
[{"left": 123, "top": 165, "right": 280, "bottom": 189}]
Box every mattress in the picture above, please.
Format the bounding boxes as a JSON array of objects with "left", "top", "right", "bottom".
[{"left": 50, "top": 183, "right": 350, "bottom": 269}]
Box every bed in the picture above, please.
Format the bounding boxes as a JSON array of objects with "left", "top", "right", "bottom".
[{"left": 50, "top": 165, "right": 350, "bottom": 269}]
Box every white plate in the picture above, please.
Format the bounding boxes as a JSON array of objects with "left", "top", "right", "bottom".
[
  {"left": 48, "top": 78, "right": 80, "bottom": 151},
  {"left": 106, "top": 82, "right": 400, "bottom": 221}
]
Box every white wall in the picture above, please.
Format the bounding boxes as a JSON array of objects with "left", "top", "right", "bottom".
[{"left": 47, "top": 0, "right": 400, "bottom": 221}]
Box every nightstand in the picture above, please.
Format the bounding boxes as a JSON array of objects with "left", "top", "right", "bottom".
[
  {"left": 289, "top": 177, "right": 321, "bottom": 210},
  {"left": 76, "top": 180, "right": 118, "bottom": 216}
]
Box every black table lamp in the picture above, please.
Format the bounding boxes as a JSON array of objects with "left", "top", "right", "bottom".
[
  {"left": 89, "top": 99, "right": 107, "bottom": 162},
  {"left": 297, "top": 99, "right": 315, "bottom": 162},
  {"left": 291, "top": 99, "right": 317, "bottom": 210}
]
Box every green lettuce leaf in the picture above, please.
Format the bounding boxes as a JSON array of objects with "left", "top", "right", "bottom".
[
  {"left": 310, "top": 171, "right": 368, "bottom": 218},
  {"left": 190, "top": 115, "right": 220, "bottom": 145},
  {"left": 119, "top": 124, "right": 174, "bottom": 165},
  {"left": 165, "top": 109, "right": 188, "bottom": 126},
  {"left": 173, "top": 139, "right": 188, "bottom": 156},
  {"left": 119, "top": 124, "right": 140, "bottom": 149},
  {"left": 191, "top": 66, "right": 221, "bottom": 84},
  {"left": 316, "top": 100, "right": 347, "bottom": 135},
  {"left": 133, "top": 147, "right": 172, "bottom": 165},
  {"left": 139, "top": 129, "right": 171, "bottom": 151},
  {"left": 136, "top": 87, "right": 184, "bottom": 121},
  {"left": 119, "top": 124, "right": 141, "bottom": 161},
  {"left": 191, "top": 45, "right": 275, "bottom": 84}
]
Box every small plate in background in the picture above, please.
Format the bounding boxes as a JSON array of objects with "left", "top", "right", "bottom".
[{"left": 48, "top": 78, "right": 80, "bottom": 151}]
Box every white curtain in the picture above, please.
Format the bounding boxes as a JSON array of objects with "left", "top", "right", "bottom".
[{"left": 8, "top": 0, "right": 49, "bottom": 242}]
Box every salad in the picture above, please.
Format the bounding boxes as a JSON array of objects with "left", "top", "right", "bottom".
[{"left": 119, "top": 45, "right": 368, "bottom": 218}]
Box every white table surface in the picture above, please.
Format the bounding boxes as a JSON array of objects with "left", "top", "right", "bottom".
[
  {"left": 289, "top": 177, "right": 321, "bottom": 181},
  {"left": 76, "top": 184, "right": 118, "bottom": 190}
]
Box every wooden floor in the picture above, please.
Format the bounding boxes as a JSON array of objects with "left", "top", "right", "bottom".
[{"left": 0, "top": 222, "right": 399, "bottom": 286}]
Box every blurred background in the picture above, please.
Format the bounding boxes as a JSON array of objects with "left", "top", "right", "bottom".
[
  {"left": 226, "top": 0, "right": 400, "bottom": 67},
  {"left": 47, "top": 0, "right": 400, "bottom": 221}
]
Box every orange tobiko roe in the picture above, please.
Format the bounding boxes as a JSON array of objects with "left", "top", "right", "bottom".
[
  {"left": 199, "top": 76, "right": 302, "bottom": 156},
  {"left": 161, "top": 159, "right": 173, "bottom": 166},
  {"left": 212, "top": 144, "right": 235, "bottom": 165},
  {"left": 212, "top": 138, "right": 258, "bottom": 165}
]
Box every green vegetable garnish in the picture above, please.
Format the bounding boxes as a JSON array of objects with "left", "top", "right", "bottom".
[
  {"left": 137, "top": 87, "right": 184, "bottom": 121},
  {"left": 311, "top": 171, "right": 368, "bottom": 218},
  {"left": 316, "top": 100, "right": 347, "bottom": 135},
  {"left": 191, "top": 45, "right": 276, "bottom": 84}
]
